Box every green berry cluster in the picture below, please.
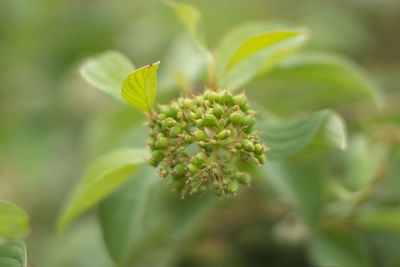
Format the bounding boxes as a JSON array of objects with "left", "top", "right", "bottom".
[{"left": 146, "top": 89, "right": 267, "bottom": 198}]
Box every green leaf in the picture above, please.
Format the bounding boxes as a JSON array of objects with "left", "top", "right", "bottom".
[
  {"left": 224, "top": 30, "right": 309, "bottom": 74},
  {"left": 265, "top": 160, "right": 323, "bottom": 226},
  {"left": 252, "top": 52, "right": 382, "bottom": 113},
  {"left": 0, "top": 200, "right": 30, "bottom": 241},
  {"left": 215, "top": 23, "right": 308, "bottom": 90},
  {"left": 80, "top": 50, "right": 135, "bottom": 101},
  {"left": 122, "top": 62, "right": 160, "bottom": 113},
  {"left": 165, "top": 1, "right": 200, "bottom": 37},
  {"left": 0, "top": 241, "right": 27, "bottom": 267},
  {"left": 308, "top": 227, "right": 370, "bottom": 267},
  {"left": 343, "top": 135, "right": 386, "bottom": 190},
  {"left": 98, "top": 166, "right": 158, "bottom": 265},
  {"left": 355, "top": 208, "right": 400, "bottom": 234},
  {"left": 165, "top": 1, "right": 211, "bottom": 63},
  {"left": 258, "top": 109, "right": 346, "bottom": 159},
  {"left": 57, "top": 148, "right": 148, "bottom": 233}
]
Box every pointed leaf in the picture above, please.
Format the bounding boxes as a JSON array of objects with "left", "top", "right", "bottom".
[
  {"left": 254, "top": 52, "right": 382, "bottom": 112},
  {"left": 308, "top": 227, "right": 370, "bottom": 267},
  {"left": 98, "top": 166, "right": 158, "bottom": 265},
  {"left": 0, "top": 201, "right": 30, "bottom": 241},
  {"left": 80, "top": 50, "right": 134, "bottom": 101},
  {"left": 57, "top": 148, "right": 148, "bottom": 233},
  {"left": 0, "top": 241, "right": 27, "bottom": 267},
  {"left": 258, "top": 110, "right": 347, "bottom": 158},
  {"left": 166, "top": 1, "right": 200, "bottom": 37},
  {"left": 224, "top": 30, "right": 309, "bottom": 74},
  {"left": 122, "top": 62, "right": 160, "bottom": 112}
]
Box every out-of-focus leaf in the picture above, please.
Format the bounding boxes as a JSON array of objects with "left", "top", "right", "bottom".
[
  {"left": 224, "top": 30, "right": 308, "bottom": 73},
  {"left": 0, "top": 241, "right": 26, "bottom": 267},
  {"left": 344, "top": 135, "right": 385, "bottom": 190},
  {"left": 165, "top": 1, "right": 211, "bottom": 63},
  {"left": 216, "top": 24, "right": 308, "bottom": 91},
  {"left": 251, "top": 52, "right": 382, "bottom": 113},
  {"left": 308, "top": 227, "right": 370, "bottom": 267},
  {"left": 98, "top": 166, "right": 158, "bottom": 266},
  {"left": 258, "top": 109, "right": 346, "bottom": 158},
  {"left": 355, "top": 208, "right": 400, "bottom": 234},
  {"left": 166, "top": 1, "right": 200, "bottom": 37},
  {"left": 99, "top": 166, "right": 216, "bottom": 266},
  {"left": 80, "top": 50, "right": 134, "bottom": 101},
  {"left": 57, "top": 148, "right": 148, "bottom": 233},
  {"left": 0, "top": 201, "right": 30, "bottom": 241},
  {"left": 265, "top": 160, "right": 322, "bottom": 226},
  {"left": 122, "top": 62, "right": 160, "bottom": 113}
]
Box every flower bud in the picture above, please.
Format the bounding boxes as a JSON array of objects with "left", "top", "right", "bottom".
[
  {"left": 155, "top": 137, "right": 169, "bottom": 149},
  {"left": 194, "top": 130, "right": 207, "bottom": 141},
  {"left": 203, "top": 114, "right": 217, "bottom": 127},
  {"left": 229, "top": 111, "right": 244, "bottom": 126},
  {"left": 222, "top": 92, "right": 234, "bottom": 106},
  {"left": 227, "top": 182, "right": 239, "bottom": 193},
  {"left": 242, "top": 139, "right": 254, "bottom": 152},
  {"left": 174, "top": 163, "right": 186, "bottom": 176},
  {"left": 217, "top": 129, "right": 231, "bottom": 140},
  {"left": 191, "top": 151, "right": 206, "bottom": 165},
  {"left": 254, "top": 144, "right": 265, "bottom": 155},
  {"left": 151, "top": 150, "right": 165, "bottom": 162},
  {"left": 169, "top": 125, "right": 182, "bottom": 138},
  {"left": 212, "top": 104, "right": 224, "bottom": 118}
]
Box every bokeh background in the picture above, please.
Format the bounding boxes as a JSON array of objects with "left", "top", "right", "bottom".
[{"left": 1, "top": 0, "right": 400, "bottom": 266}]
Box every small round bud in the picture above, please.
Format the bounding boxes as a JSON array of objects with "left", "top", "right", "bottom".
[
  {"left": 186, "top": 163, "right": 197, "bottom": 174},
  {"left": 217, "top": 129, "right": 231, "bottom": 140},
  {"left": 222, "top": 92, "right": 234, "bottom": 106},
  {"left": 242, "top": 139, "right": 255, "bottom": 152},
  {"left": 243, "top": 115, "right": 256, "bottom": 128},
  {"left": 172, "top": 177, "right": 185, "bottom": 191},
  {"left": 227, "top": 182, "right": 239, "bottom": 193},
  {"left": 212, "top": 104, "right": 224, "bottom": 118},
  {"left": 203, "top": 114, "right": 217, "bottom": 127},
  {"left": 169, "top": 126, "right": 182, "bottom": 138},
  {"left": 222, "top": 165, "right": 235, "bottom": 175},
  {"left": 162, "top": 118, "right": 176, "bottom": 130},
  {"left": 194, "top": 130, "right": 207, "bottom": 141},
  {"left": 157, "top": 114, "right": 166, "bottom": 121},
  {"left": 191, "top": 151, "right": 206, "bottom": 165},
  {"left": 174, "top": 163, "right": 186, "bottom": 176},
  {"left": 155, "top": 137, "right": 169, "bottom": 149},
  {"left": 148, "top": 158, "right": 159, "bottom": 167},
  {"left": 188, "top": 111, "right": 197, "bottom": 120},
  {"left": 233, "top": 94, "right": 248, "bottom": 111},
  {"left": 209, "top": 92, "right": 220, "bottom": 103},
  {"left": 151, "top": 150, "right": 165, "bottom": 162},
  {"left": 183, "top": 134, "right": 193, "bottom": 144},
  {"left": 229, "top": 111, "right": 243, "bottom": 126},
  {"left": 254, "top": 144, "right": 265, "bottom": 155},
  {"left": 183, "top": 99, "right": 193, "bottom": 109},
  {"left": 256, "top": 153, "right": 266, "bottom": 164}
]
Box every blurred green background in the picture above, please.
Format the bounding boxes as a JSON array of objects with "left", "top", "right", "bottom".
[{"left": 1, "top": 0, "right": 400, "bottom": 266}]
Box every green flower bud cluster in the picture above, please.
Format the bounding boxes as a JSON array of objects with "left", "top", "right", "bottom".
[{"left": 146, "top": 89, "right": 267, "bottom": 198}]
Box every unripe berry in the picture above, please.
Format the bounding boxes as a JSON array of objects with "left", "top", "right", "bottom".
[
  {"left": 191, "top": 151, "right": 206, "bottom": 165},
  {"left": 217, "top": 129, "right": 231, "bottom": 140},
  {"left": 169, "top": 125, "right": 182, "bottom": 138},
  {"left": 233, "top": 94, "right": 248, "bottom": 111},
  {"left": 256, "top": 153, "right": 266, "bottom": 164},
  {"left": 183, "top": 98, "right": 193, "bottom": 109},
  {"left": 227, "top": 182, "right": 239, "bottom": 193},
  {"left": 188, "top": 111, "right": 197, "bottom": 120},
  {"left": 186, "top": 163, "right": 197, "bottom": 174},
  {"left": 196, "top": 119, "right": 204, "bottom": 128},
  {"left": 203, "top": 114, "right": 217, "bottom": 127},
  {"left": 183, "top": 134, "right": 193, "bottom": 144},
  {"left": 209, "top": 92, "right": 220, "bottom": 103},
  {"left": 158, "top": 114, "right": 166, "bottom": 121},
  {"left": 212, "top": 104, "right": 224, "bottom": 118},
  {"left": 162, "top": 118, "right": 176, "bottom": 130},
  {"left": 151, "top": 150, "right": 165, "bottom": 162},
  {"left": 148, "top": 158, "right": 159, "bottom": 167},
  {"left": 229, "top": 111, "right": 244, "bottom": 125},
  {"left": 155, "top": 137, "right": 169, "bottom": 149},
  {"left": 254, "top": 144, "right": 264, "bottom": 155},
  {"left": 172, "top": 177, "right": 185, "bottom": 191},
  {"left": 234, "top": 172, "right": 251, "bottom": 184},
  {"left": 194, "top": 130, "right": 207, "bottom": 141},
  {"left": 242, "top": 139, "right": 255, "bottom": 152},
  {"left": 222, "top": 92, "right": 234, "bottom": 106},
  {"left": 174, "top": 163, "right": 186, "bottom": 176},
  {"left": 243, "top": 115, "right": 256, "bottom": 128},
  {"left": 223, "top": 165, "right": 235, "bottom": 175}
]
